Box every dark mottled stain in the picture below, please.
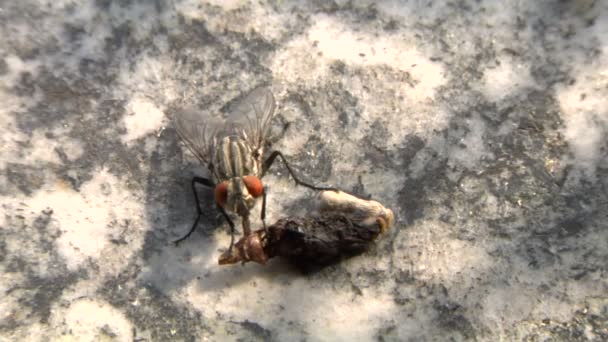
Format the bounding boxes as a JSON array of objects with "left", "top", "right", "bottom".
[
  {"left": 285, "top": 91, "right": 316, "bottom": 119},
  {"left": 397, "top": 139, "right": 451, "bottom": 225},
  {"left": 105, "top": 22, "right": 134, "bottom": 52},
  {"left": 394, "top": 270, "right": 415, "bottom": 284},
  {"left": 398, "top": 177, "right": 426, "bottom": 224},
  {"left": 434, "top": 301, "right": 476, "bottom": 340},
  {"left": 525, "top": 308, "right": 608, "bottom": 341},
  {"left": 0, "top": 234, "right": 5, "bottom": 264},
  {"left": 169, "top": 17, "right": 218, "bottom": 51},
  {"left": 349, "top": 174, "right": 371, "bottom": 199},
  {"left": 360, "top": 123, "right": 392, "bottom": 168},
  {"left": 312, "top": 0, "right": 340, "bottom": 13},
  {"left": 376, "top": 323, "right": 398, "bottom": 342},
  {"left": 14, "top": 71, "right": 36, "bottom": 96},
  {"left": 0, "top": 210, "right": 83, "bottom": 329},
  {"left": 224, "top": 29, "right": 276, "bottom": 55},
  {"left": 330, "top": 60, "right": 347, "bottom": 75},
  {"left": 19, "top": 273, "right": 82, "bottom": 324},
  {"left": 335, "top": 88, "right": 359, "bottom": 128},
  {"left": 15, "top": 71, "right": 93, "bottom": 132},
  {"left": 292, "top": 136, "right": 333, "bottom": 182},
  {"left": 63, "top": 23, "right": 86, "bottom": 42},
  {"left": 232, "top": 320, "right": 272, "bottom": 341},
  {"left": 5, "top": 163, "right": 45, "bottom": 196},
  {"left": 383, "top": 19, "right": 399, "bottom": 31},
  {"left": 560, "top": 218, "right": 586, "bottom": 237},
  {"left": 95, "top": 0, "right": 112, "bottom": 10},
  {"left": 0, "top": 57, "right": 8, "bottom": 75},
  {"left": 399, "top": 135, "right": 426, "bottom": 168},
  {"left": 363, "top": 133, "right": 424, "bottom": 172}
]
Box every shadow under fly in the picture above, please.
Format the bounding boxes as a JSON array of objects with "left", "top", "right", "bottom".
[{"left": 172, "top": 87, "right": 335, "bottom": 249}]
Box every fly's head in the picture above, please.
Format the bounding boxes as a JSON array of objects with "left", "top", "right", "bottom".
[{"left": 214, "top": 176, "right": 264, "bottom": 217}]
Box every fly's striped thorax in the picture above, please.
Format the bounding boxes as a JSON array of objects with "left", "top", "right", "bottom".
[{"left": 211, "top": 136, "right": 259, "bottom": 182}]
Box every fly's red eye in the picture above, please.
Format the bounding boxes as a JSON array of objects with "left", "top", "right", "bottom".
[
  {"left": 214, "top": 182, "right": 228, "bottom": 206},
  {"left": 243, "top": 176, "right": 264, "bottom": 198}
]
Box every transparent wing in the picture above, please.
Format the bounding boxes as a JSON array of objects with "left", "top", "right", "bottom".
[
  {"left": 223, "top": 86, "right": 276, "bottom": 151},
  {"left": 172, "top": 106, "right": 217, "bottom": 165},
  {"left": 172, "top": 87, "right": 275, "bottom": 165}
]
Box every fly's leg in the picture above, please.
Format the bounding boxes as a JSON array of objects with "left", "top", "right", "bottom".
[
  {"left": 217, "top": 205, "right": 236, "bottom": 250},
  {"left": 262, "top": 151, "right": 338, "bottom": 191},
  {"left": 173, "top": 176, "right": 214, "bottom": 245},
  {"left": 261, "top": 188, "right": 268, "bottom": 233}
]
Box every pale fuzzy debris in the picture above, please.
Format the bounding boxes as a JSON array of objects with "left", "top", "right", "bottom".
[{"left": 318, "top": 190, "right": 394, "bottom": 233}]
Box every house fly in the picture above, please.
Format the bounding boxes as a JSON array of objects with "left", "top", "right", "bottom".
[
  {"left": 218, "top": 190, "right": 394, "bottom": 271},
  {"left": 172, "top": 87, "right": 335, "bottom": 248}
]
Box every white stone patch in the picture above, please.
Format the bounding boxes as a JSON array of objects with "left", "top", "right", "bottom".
[
  {"left": 480, "top": 56, "right": 536, "bottom": 100},
  {"left": 183, "top": 272, "right": 397, "bottom": 341},
  {"left": 113, "top": 54, "right": 193, "bottom": 112},
  {"left": 552, "top": 2, "right": 608, "bottom": 181},
  {"left": 271, "top": 34, "right": 331, "bottom": 87},
  {"left": 122, "top": 97, "right": 166, "bottom": 144},
  {"left": 310, "top": 15, "right": 445, "bottom": 100},
  {"left": 24, "top": 168, "right": 145, "bottom": 271},
  {"left": 482, "top": 286, "right": 536, "bottom": 327},
  {"left": 556, "top": 63, "right": 608, "bottom": 180},
  {"left": 49, "top": 298, "right": 133, "bottom": 341},
  {"left": 272, "top": 14, "right": 446, "bottom": 101}
]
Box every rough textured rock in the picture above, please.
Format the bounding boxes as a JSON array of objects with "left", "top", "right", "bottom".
[{"left": 1, "top": 1, "right": 607, "bottom": 341}]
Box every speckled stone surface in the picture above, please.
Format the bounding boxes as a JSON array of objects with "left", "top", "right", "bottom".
[{"left": 1, "top": 1, "right": 607, "bottom": 341}]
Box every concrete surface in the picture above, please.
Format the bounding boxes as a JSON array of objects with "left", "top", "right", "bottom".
[{"left": 1, "top": 0, "right": 607, "bottom": 341}]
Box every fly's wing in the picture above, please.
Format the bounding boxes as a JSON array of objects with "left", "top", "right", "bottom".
[
  {"left": 223, "top": 86, "right": 275, "bottom": 152},
  {"left": 172, "top": 107, "right": 221, "bottom": 165},
  {"left": 172, "top": 87, "right": 274, "bottom": 165}
]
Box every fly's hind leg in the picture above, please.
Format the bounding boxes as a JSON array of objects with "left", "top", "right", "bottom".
[
  {"left": 261, "top": 151, "right": 338, "bottom": 191},
  {"left": 173, "top": 176, "right": 214, "bottom": 245}
]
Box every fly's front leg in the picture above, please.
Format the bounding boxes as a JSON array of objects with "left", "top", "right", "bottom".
[
  {"left": 217, "top": 205, "right": 236, "bottom": 250},
  {"left": 261, "top": 151, "right": 337, "bottom": 191},
  {"left": 261, "top": 188, "right": 268, "bottom": 233},
  {"left": 174, "top": 176, "right": 214, "bottom": 245}
]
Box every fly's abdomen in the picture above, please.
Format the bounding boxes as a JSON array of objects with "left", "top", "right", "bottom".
[{"left": 212, "top": 136, "right": 259, "bottom": 182}]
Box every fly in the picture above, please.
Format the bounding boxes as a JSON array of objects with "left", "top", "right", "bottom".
[{"left": 172, "top": 87, "right": 334, "bottom": 248}]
